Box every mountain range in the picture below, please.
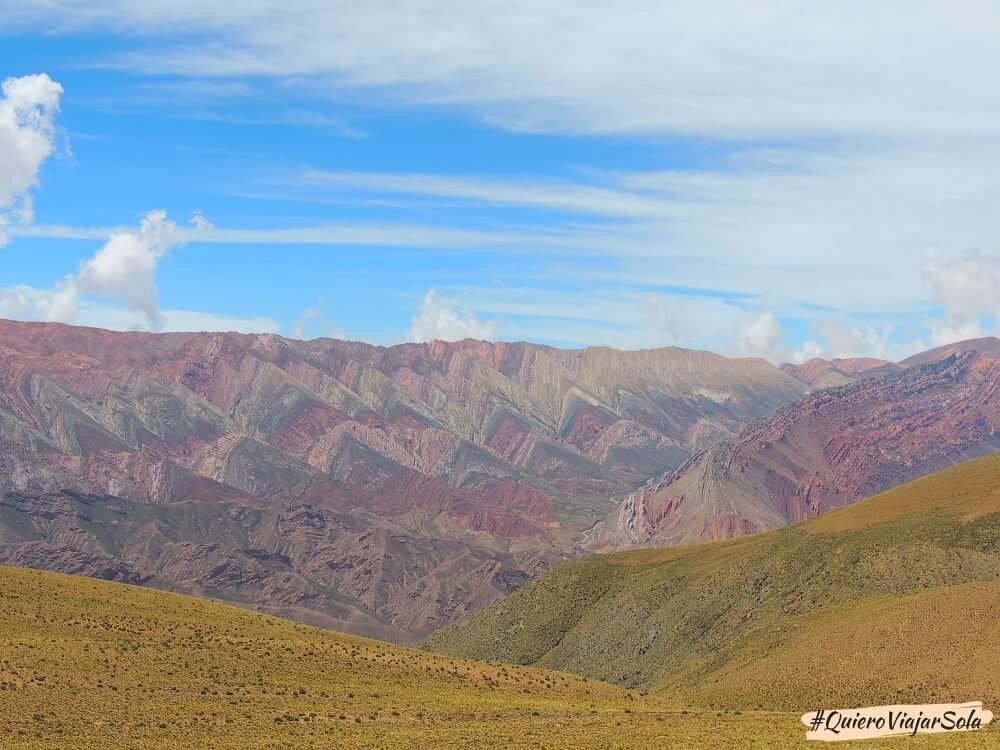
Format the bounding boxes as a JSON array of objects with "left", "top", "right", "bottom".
[
  {"left": 591, "top": 338, "right": 1000, "bottom": 548},
  {"left": 0, "top": 318, "right": 803, "bottom": 640},
  {"left": 2, "top": 317, "right": 1000, "bottom": 642},
  {"left": 4, "top": 316, "right": 1000, "bottom": 748}
]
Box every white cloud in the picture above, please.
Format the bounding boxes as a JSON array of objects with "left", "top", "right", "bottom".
[
  {"left": 405, "top": 290, "right": 498, "bottom": 343},
  {"left": 789, "top": 321, "right": 908, "bottom": 362},
  {"left": 922, "top": 251, "right": 1000, "bottom": 346},
  {"left": 291, "top": 307, "right": 320, "bottom": 339},
  {"left": 811, "top": 321, "right": 873, "bottom": 359},
  {"left": 291, "top": 304, "right": 347, "bottom": 340},
  {"left": 791, "top": 340, "right": 825, "bottom": 364},
  {"left": 927, "top": 317, "right": 986, "bottom": 348},
  {"left": 5, "top": 10, "right": 1000, "bottom": 357},
  {"left": 10, "top": 220, "right": 551, "bottom": 252},
  {"left": 0, "top": 286, "right": 41, "bottom": 320},
  {"left": 296, "top": 169, "right": 672, "bottom": 219},
  {"left": 266, "top": 141, "right": 1000, "bottom": 317},
  {"left": 926, "top": 251, "right": 1000, "bottom": 319},
  {"left": 70, "top": 209, "right": 189, "bottom": 328},
  {"left": 3, "top": 210, "right": 206, "bottom": 330},
  {"left": 736, "top": 312, "right": 784, "bottom": 360},
  {"left": 11, "top": 3, "right": 1000, "bottom": 141},
  {"left": 639, "top": 293, "right": 761, "bottom": 351},
  {"left": 0, "top": 284, "right": 279, "bottom": 334},
  {"left": 80, "top": 305, "right": 280, "bottom": 334},
  {"left": 448, "top": 285, "right": 792, "bottom": 356},
  {"left": 0, "top": 73, "right": 63, "bottom": 245},
  {"left": 0, "top": 283, "right": 76, "bottom": 323}
]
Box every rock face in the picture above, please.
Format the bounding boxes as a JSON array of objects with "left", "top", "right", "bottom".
[
  {"left": 0, "top": 318, "right": 805, "bottom": 640},
  {"left": 0, "top": 489, "right": 548, "bottom": 642},
  {"left": 595, "top": 342, "right": 1000, "bottom": 549}
]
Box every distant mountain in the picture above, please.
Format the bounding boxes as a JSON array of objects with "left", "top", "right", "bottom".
[
  {"left": 899, "top": 335, "right": 1000, "bottom": 367},
  {"left": 0, "top": 318, "right": 805, "bottom": 640},
  {"left": 425, "top": 452, "right": 1000, "bottom": 711},
  {"left": 592, "top": 338, "right": 1000, "bottom": 549},
  {"left": 780, "top": 356, "right": 899, "bottom": 389}
]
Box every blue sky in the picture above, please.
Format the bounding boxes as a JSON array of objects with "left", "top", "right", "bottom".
[{"left": 3, "top": 3, "right": 1000, "bottom": 361}]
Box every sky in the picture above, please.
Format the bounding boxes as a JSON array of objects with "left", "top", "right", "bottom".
[{"left": 2, "top": 2, "right": 1000, "bottom": 362}]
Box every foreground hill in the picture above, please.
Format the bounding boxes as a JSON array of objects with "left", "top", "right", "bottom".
[
  {"left": 3, "top": 566, "right": 996, "bottom": 747},
  {"left": 425, "top": 453, "right": 1000, "bottom": 714},
  {"left": 593, "top": 341, "right": 1000, "bottom": 548},
  {"left": 0, "top": 318, "right": 804, "bottom": 639}
]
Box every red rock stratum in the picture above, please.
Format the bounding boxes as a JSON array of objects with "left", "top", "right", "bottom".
[
  {"left": 0, "top": 318, "right": 804, "bottom": 640},
  {"left": 596, "top": 341, "right": 1000, "bottom": 549}
]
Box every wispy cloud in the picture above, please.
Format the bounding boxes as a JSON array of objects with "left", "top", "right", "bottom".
[
  {"left": 12, "top": 2, "right": 1000, "bottom": 139},
  {"left": 294, "top": 169, "right": 671, "bottom": 219},
  {"left": 8, "top": 3, "right": 1000, "bottom": 358}
]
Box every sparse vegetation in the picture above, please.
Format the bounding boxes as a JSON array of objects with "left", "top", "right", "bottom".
[
  {"left": 426, "top": 453, "right": 1000, "bottom": 720},
  {"left": 0, "top": 565, "right": 767, "bottom": 749},
  {"left": 5, "top": 454, "right": 1000, "bottom": 747},
  {"left": 1, "top": 566, "right": 997, "bottom": 748}
]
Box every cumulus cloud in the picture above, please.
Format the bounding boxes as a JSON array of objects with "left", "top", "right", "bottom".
[
  {"left": 787, "top": 320, "right": 927, "bottom": 363},
  {"left": 639, "top": 294, "right": 769, "bottom": 352},
  {"left": 0, "top": 73, "right": 63, "bottom": 245},
  {"left": 3, "top": 210, "right": 205, "bottom": 330},
  {"left": 927, "top": 317, "right": 986, "bottom": 348},
  {"left": 0, "top": 286, "right": 41, "bottom": 320},
  {"left": 70, "top": 209, "right": 189, "bottom": 328},
  {"left": 924, "top": 251, "right": 1000, "bottom": 345},
  {"left": 791, "top": 339, "right": 826, "bottom": 364},
  {"left": 455, "top": 286, "right": 795, "bottom": 357},
  {"left": 406, "top": 290, "right": 498, "bottom": 343},
  {"left": 736, "top": 312, "right": 785, "bottom": 360},
  {"left": 0, "top": 283, "right": 279, "bottom": 334}
]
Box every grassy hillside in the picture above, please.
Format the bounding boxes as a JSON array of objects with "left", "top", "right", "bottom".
[
  {"left": 425, "top": 453, "right": 1000, "bottom": 714},
  {"left": 0, "top": 565, "right": 772, "bottom": 749},
  {"left": 1, "top": 567, "right": 997, "bottom": 747}
]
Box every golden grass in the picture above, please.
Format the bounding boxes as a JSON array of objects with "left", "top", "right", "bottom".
[
  {"left": 2, "top": 565, "right": 998, "bottom": 748},
  {"left": 664, "top": 580, "right": 1000, "bottom": 711},
  {"left": 426, "top": 452, "right": 1000, "bottom": 743}
]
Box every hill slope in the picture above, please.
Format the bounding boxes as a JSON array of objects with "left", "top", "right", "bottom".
[
  {"left": 593, "top": 346, "right": 1000, "bottom": 549},
  {"left": 0, "top": 318, "right": 805, "bottom": 639},
  {"left": 0, "top": 565, "right": 870, "bottom": 750},
  {"left": 3, "top": 565, "right": 995, "bottom": 749},
  {"left": 425, "top": 453, "right": 1000, "bottom": 712}
]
